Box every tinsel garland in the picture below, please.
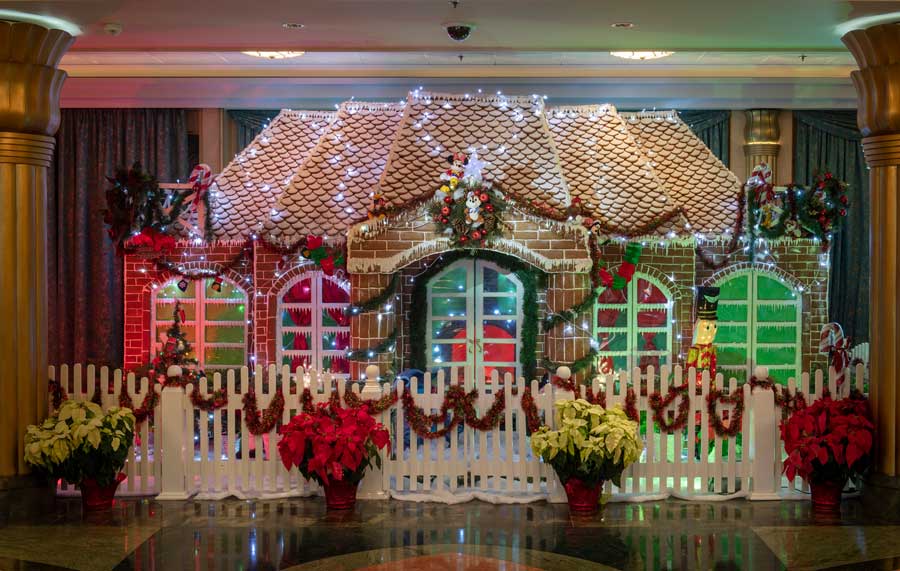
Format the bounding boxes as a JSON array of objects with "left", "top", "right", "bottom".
[
  {"left": 749, "top": 377, "right": 808, "bottom": 420},
  {"left": 521, "top": 386, "right": 541, "bottom": 434},
  {"left": 706, "top": 387, "right": 745, "bottom": 438},
  {"left": 589, "top": 207, "right": 690, "bottom": 240},
  {"left": 400, "top": 385, "right": 506, "bottom": 439},
  {"left": 49, "top": 379, "right": 67, "bottom": 410},
  {"left": 342, "top": 389, "right": 400, "bottom": 414},
  {"left": 242, "top": 389, "right": 285, "bottom": 436},
  {"left": 540, "top": 347, "right": 598, "bottom": 375},
  {"left": 346, "top": 327, "right": 398, "bottom": 362},
  {"left": 520, "top": 382, "right": 638, "bottom": 435},
  {"left": 119, "top": 384, "right": 160, "bottom": 425},
  {"left": 624, "top": 387, "right": 638, "bottom": 423},
  {"left": 409, "top": 250, "right": 543, "bottom": 380},
  {"left": 648, "top": 383, "right": 692, "bottom": 433},
  {"left": 190, "top": 385, "right": 229, "bottom": 411},
  {"left": 346, "top": 274, "right": 399, "bottom": 315}
]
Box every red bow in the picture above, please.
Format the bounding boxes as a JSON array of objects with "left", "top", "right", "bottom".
[{"left": 306, "top": 235, "right": 323, "bottom": 250}]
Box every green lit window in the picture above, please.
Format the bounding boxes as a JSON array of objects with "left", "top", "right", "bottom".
[
  {"left": 152, "top": 277, "right": 248, "bottom": 370},
  {"left": 715, "top": 270, "right": 802, "bottom": 384},
  {"left": 594, "top": 274, "right": 673, "bottom": 375}
]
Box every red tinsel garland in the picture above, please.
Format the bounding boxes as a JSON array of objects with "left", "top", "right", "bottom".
[
  {"left": 648, "top": 383, "right": 691, "bottom": 433},
  {"left": 49, "top": 379, "right": 68, "bottom": 410},
  {"left": 242, "top": 389, "right": 285, "bottom": 436},
  {"left": 343, "top": 389, "right": 399, "bottom": 414},
  {"left": 400, "top": 385, "right": 506, "bottom": 439},
  {"left": 749, "top": 377, "right": 808, "bottom": 420},
  {"left": 190, "top": 385, "right": 229, "bottom": 411},
  {"left": 706, "top": 387, "right": 744, "bottom": 438},
  {"left": 624, "top": 387, "right": 638, "bottom": 423},
  {"left": 521, "top": 386, "right": 541, "bottom": 434},
  {"left": 119, "top": 384, "right": 160, "bottom": 425}
]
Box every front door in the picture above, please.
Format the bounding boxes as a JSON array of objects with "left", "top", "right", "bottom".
[{"left": 426, "top": 259, "right": 523, "bottom": 384}]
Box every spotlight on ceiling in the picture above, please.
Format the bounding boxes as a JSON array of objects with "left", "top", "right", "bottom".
[
  {"left": 611, "top": 22, "right": 635, "bottom": 29},
  {"left": 282, "top": 22, "right": 305, "bottom": 30},
  {"left": 610, "top": 51, "right": 674, "bottom": 60},
  {"left": 241, "top": 51, "right": 306, "bottom": 59}
]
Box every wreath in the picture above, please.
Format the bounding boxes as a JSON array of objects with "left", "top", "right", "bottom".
[
  {"left": 428, "top": 174, "right": 507, "bottom": 248},
  {"left": 797, "top": 172, "right": 849, "bottom": 246},
  {"left": 706, "top": 387, "right": 744, "bottom": 438}
]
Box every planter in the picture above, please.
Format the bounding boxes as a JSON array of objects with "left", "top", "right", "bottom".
[
  {"left": 809, "top": 478, "right": 846, "bottom": 512},
  {"left": 563, "top": 477, "right": 602, "bottom": 514},
  {"left": 323, "top": 478, "right": 359, "bottom": 510},
  {"left": 79, "top": 473, "right": 126, "bottom": 511}
]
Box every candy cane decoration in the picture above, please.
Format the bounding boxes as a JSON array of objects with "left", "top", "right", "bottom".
[
  {"left": 187, "top": 164, "right": 213, "bottom": 238},
  {"left": 819, "top": 322, "right": 849, "bottom": 386}
]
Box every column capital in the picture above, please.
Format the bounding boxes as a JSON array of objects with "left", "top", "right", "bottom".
[
  {"left": 743, "top": 109, "right": 781, "bottom": 146},
  {"left": 843, "top": 23, "right": 900, "bottom": 145},
  {"left": 0, "top": 20, "right": 74, "bottom": 136}
]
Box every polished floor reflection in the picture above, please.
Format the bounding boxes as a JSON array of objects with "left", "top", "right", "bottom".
[{"left": 1, "top": 491, "right": 900, "bottom": 570}]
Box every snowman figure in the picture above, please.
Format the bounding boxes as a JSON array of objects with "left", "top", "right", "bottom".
[{"left": 465, "top": 191, "right": 484, "bottom": 228}]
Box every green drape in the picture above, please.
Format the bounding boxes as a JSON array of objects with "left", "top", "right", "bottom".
[
  {"left": 228, "top": 110, "right": 279, "bottom": 150},
  {"left": 679, "top": 110, "right": 730, "bottom": 167},
  {"left": 49, "top": 109, "right": 190, "bottom": 366},
  {"left": 793, "top": 110, "right": 869, "bottom": 343}
]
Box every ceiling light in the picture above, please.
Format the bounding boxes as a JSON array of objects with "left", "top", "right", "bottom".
[
  {"left": 241, "top": 51, "right": 305, "bottom": 59},
  {"left": 282, "top": 22, "right": 305, "bottom": 30},
  {"left": 611, "top": 22, "right": 635, "bottom": 29},
  {"left": 610, "top": 51, "right": 674, "bottom": 60}
]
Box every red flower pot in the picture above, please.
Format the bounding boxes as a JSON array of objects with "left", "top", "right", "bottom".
[
  {"left": 80, "top": 473, "right": 126, "bottom": 511},
  {"left": 563, "top": 477, "right": 602, "bottom": 514},
  {"left": 810, "top": 479, "right": 846, "bottom": 512},
  {"left": 323, "top": 478, "right": 359, "bottom": 510}
]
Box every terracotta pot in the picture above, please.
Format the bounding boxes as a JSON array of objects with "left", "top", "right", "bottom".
[
  {"left": 563, "top": 477, "right": 602, "bottom": 514},
  {"left": 809, "top": 478, "right": 846, "bottom": 512},
  {"left": 323, "top": 478, "right": 359, "bottom": 510},
  {"left": 79, "top": 473, "right": 126, "bottom": 511}
]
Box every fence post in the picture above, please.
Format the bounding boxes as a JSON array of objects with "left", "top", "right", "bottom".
[
  {"left": 156, "top": 386, "right": 191, "bottom": 500},
  {"left": 357, "top": 378, "right": 388, "bottom": 500},
  {"left": 748, "top": 384, "right": 780, "bottom": 500}
]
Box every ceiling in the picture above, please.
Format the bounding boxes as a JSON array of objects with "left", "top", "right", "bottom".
[{"left": 5, "top": 0, "right": 899, "bottom": 108}]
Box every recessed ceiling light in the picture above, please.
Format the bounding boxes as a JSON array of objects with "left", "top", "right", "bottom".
[
  {"left": 611, "top": 22, "right": 635, "bottom": 29},
  {"left": 282, "top": 22, "right": 305, "bottom": 30},
  {"left": 610, "top": 51, "right": 674, "bottom": 60},
  {"left": 241, "top": 51, "right": 306, "bottom": 60}
]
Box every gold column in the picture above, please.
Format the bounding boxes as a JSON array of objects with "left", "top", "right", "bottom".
[
  {"left": 843, "top": 23, "right": 900, "bottom": 480},
  {"left": 0, "top": 21, "right": 73, "bottom": 483},
  {"left": 743, "top": 109, "right": 781, "bottom": 181}
]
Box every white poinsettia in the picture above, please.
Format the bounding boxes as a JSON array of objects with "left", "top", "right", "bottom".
[{"left": 530, "top": 398, "right": 642, "bottom": 488}]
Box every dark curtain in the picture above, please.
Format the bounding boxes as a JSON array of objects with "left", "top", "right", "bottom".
[
  {"left": 228, "top": 110, "right": 279, "bottom": 150},
  {"left": 679, "top": 110, "right": 731, "bottom": 167},
  {"left": 49, "top": 109, "right": 190, "bottom": 367},
  {"left": 793, "top": 110, "right": 869, "bottom": 343}
]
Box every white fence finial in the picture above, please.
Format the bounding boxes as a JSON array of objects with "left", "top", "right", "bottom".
[
  {"left": 556, "top": 366, "right": 572, "bottom": 380},
  {"left": 361, "top": 364, "right": 381, "bottom": 397}
]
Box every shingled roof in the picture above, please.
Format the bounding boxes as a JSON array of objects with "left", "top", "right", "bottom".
[
  {"left": 265, "top": 102, "right": 405, "bottom": 243},
  {"left": 548, "top": 105, "right": 688, "bottom": 236},
  {"left": 379, "top": 92, "right": 569, "bottom": 211},
  {"left": 210, "top": 110, "right": 334, "bottom": 240},
  {"left": 621, "top": 110, "right": 741, "bottom": 235},
  {"left": 208, "top": 93, "right": 740, "bottom": 242}
]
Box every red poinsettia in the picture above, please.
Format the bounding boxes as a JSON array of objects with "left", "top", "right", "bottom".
[
  {"left": 131, "top": 226, "right": 176, "bottom": 252},
  {"left": 277, "top": 402, "right": 390, "bottom": 485},
  {"left": 781, "top": 393, "right": 874, "bottom": 485}
]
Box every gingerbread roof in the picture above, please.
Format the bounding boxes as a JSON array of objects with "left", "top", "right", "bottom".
[
  {"left": 210, "top": 110, "right": 334, "bottom": 240},
  {"left": 621, "top": 110, "right": 741, "bottom": 235},
  {"left": 206, "top": 93, "right": 741, "bottom": 242},
  {"left": 265, "top": 102, "right": 405, "bottom": 243},
  {"left": 379, "top": 92, "right": 570, "bottom": 211},
  {"left": 548, "top": 105, "right": 688, "bottom": 236}
]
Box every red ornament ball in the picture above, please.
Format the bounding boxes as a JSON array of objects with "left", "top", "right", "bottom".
[
  {"left": 479, "top": 193, "right": 489, "bottom": 202},
  {"left": 443, "top": 196, "right": 452, "bottom": 204},
  {"left": 441, "top": 217, "right": 449, "bottom": 224},
  {"left": 459, "top": 235, "right": 468, "bottom": 243},
  {"left": 840, "top": 195, "right": 849, "bottom": 205},
  {"left": 485, "top": 204, "right": 494, "bottom": 212},
  {"left": 441, "top": 206, "right": 450, "bottom": 215},
  {"left": 839, "top": 209, "right": 847, "bottom": 216},
  {"left": 825, "top": 172, "right": 833, "bottom": 179},
  {"left": 471, "top": 230, "right": 482, "bottom": 240}
]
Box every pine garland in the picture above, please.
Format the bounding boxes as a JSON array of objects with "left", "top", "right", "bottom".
[
  {"left": 346, "top": 327, "right": 398, "bottom": 362},
  {"left": 541, "top": 348, "right": 598, "bottom": 375},
  {"left": 542, "top": 290, "right": 598, "bottom": 333},
  {"left": 242, "top": 389, "right": 285, "bottom": 435},
  {"left": 347, "top": 274, "right": 399, "bottom": 315}
]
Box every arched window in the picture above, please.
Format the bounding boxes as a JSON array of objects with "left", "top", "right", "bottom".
[
  {"left": 152, "top": 277, "right": 248, "bottom": 370},
  {"left": 277, "top": 272, "right": 351, "bottom": 377},
  {"left": 594, "top": 273, "right": 673, "bottom": 374},
  {"left": 714, "top": 270, "right": 802, "bottom": 384}
]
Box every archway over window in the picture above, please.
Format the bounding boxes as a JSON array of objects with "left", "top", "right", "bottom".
[
  {"left": 152, "top": 277, "right": 248, "bottom": 370},
  {"left": 714, "top": 269, "right": 802, "bottom": 384},
  {"left": 277, "top": 272, "right": 351, "bottom": 377},
  {"left": 594, "top": 273, "right": 673, "bottom": 375}
]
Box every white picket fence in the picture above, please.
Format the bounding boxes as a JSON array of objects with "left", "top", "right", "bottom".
[{"left": 48, "top": 362, "right": 867, "bottom": 502}]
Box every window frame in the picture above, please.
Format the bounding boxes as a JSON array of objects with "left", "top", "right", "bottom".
[
  {"left": 151, "top": 277, "right": 249, "bottom": 371},
  {"left": 275, "top": 271, "right": 351, "bottom": 378},
  {"left": 593, "top": 272, "right": 674, "bottom": 374}
]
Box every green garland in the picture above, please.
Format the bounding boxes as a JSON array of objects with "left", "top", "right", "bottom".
[
  {"left": 542, "top": 289, "right": 599, "bottom": 333},
  {"left": 541, "top": 347, "right": 599, "bottom": 375},
  {"left": 347, "top": 274, "right": 399, "bottom": 315},
  {"left": 410, "top": 250, "right": 544, "bottom": 381},
  {"left": 346, "top": 327, "right": 398, "bottom": 362}
]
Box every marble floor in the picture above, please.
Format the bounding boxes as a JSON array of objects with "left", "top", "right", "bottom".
[{"left": 0, "top": 491, "right": 899, "bottom": 571}]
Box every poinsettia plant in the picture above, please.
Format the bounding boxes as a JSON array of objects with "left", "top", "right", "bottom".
[
  {"left": 781, "top": 392, "right": 874, "bottom": 485},
  {"left": 277, "top": 403, "right": 390, "bottom": 485}
]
